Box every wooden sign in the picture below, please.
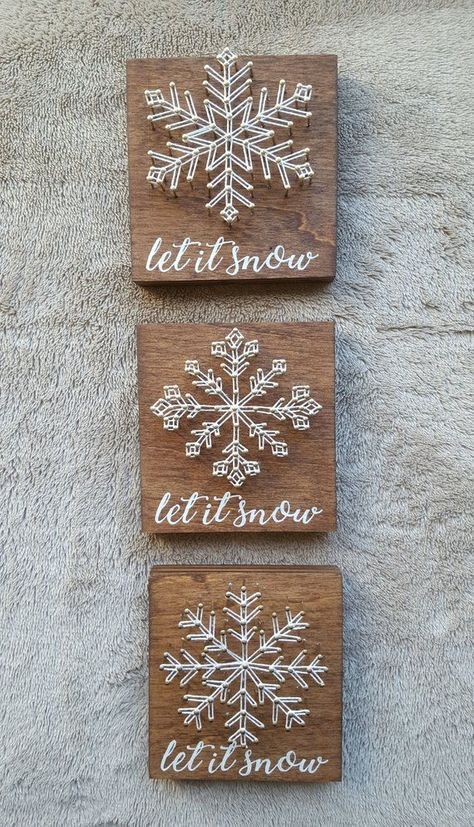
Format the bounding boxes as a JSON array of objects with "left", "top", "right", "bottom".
[
  {"left": 149, "top": 565, "right": 342, "bottom": 782},
  {"left": 137, "top": 323, "right": 335, "bottom": 533},
  {"left": 127, "top": 51, "right": 337, "bottom": 284}
]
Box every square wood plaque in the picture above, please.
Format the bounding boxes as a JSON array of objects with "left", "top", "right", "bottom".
[
  {"left": 149, "top": 565, "right": 343, "bottom": 782},
  {"left": 137, "top": 323, "right": 336, "bottom": 533},
  {"left": 127, "top": 53, "right": 337, "bottom": 284}
]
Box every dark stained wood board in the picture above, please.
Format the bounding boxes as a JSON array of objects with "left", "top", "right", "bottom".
[
  {"left": 137, "top": 323, "right": 336, "bottom": 533},
  {"left": 149, "top": 565, "right": 343, "bottom": 782},
  {"left": 127, "top": 54, "right": 337, "bottom": 284}
]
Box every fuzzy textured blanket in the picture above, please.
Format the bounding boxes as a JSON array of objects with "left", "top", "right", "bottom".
[{"left": 0, "top": 0, "right": 472, "bottom": 824}]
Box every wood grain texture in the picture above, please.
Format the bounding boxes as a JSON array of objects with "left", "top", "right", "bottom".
[
  {"left": 127, "top": 54, "right": 337, "bottom": 284},
  {"left": 149, "top": 566, "right": 343, "bottom": 782},
  {"left": 137, "top": 323, "right": 336, "bottom": 533}
]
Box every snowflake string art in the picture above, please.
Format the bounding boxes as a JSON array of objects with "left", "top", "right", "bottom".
[
  {"left": 150, "top": 327, "right": 321, "bottom": 488},
  {"left": 160, "top": 584, "right": 327, "bottom": 747},
  {"left": 145, "top": 48, "right": 314, "bottom": 224}
]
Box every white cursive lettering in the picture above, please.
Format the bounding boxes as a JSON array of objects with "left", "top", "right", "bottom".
[
  {"left": 160, "top": 740, "right": 328, "bottom": 777},
  {"left": 146, "top": 236, "right": 319, "bottom": 277},
  {"left": 154, "top": 491, "right": 322, "bottom": 527}
]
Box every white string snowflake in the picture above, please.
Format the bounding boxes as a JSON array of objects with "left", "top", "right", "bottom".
[
  {"left": 161, "top": 584, "right": 327, "bottom": 747},
  {"left": 145, "top": 47, "right": 313, "bottom": 224},
  {"left": 151, "top": 327, "right": 321, "bottom": 488}
]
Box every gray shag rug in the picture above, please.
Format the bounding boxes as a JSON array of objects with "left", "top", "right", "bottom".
[{"left": 0, "top": 1, "right": 472, "bottom": 824}]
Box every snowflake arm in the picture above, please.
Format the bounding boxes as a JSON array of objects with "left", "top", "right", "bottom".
[
  {"left": 185, "top": 359, "right": 233, "bottom": 404},
  {"left": 210, "top": 328, "right": 259, "bottom": 382},
  {"left": 245, "top": 385, "right": 322, "bottom": 430},
  {"left": 238, "top": 413, "right": 288, "bottom": 458},
  {"left": 145, "top": 83, "right": 211, "bottom": 132},
  {"left": 248, "top": 606, "right": 328, "bottom": 709},
  {"left": 225, "top": 675, "right": 265, "bottom": 745},
  {"left": 145, "top": 81, "right": 220, "bottom": 192},
  {"left": 251, "top": 679, "right": 310, "bottom": 729},
  {"left": 178, "top": 677, "right": 241, "bottom": 730},
  {"left": 240, "top": 359, "right": 287, "bottom": 401},
  {"left": 150, "top": 385, "right": 203, "bottom": 429},
  {"left": 161, "top": 650, "right": 236, "bottom": 685},
  {"left": 251, "top": 651, "right": 327, "bottom": 689},
  {"left": 239, "top": 79, "right": 313, "bottom": 190},
  {"left": 179, "top": 603, "right": 231, "bottom": 653}
]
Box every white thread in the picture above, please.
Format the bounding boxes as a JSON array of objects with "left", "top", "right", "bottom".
[
  {"left": 150, "top": 327, "right": 321, "bottom": 488},
  {"left": 145, "top": 48, "right": 314, "bottom": 224},
  {"left": 160, "top": 584, "right": 327, "bottom": 747}
]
